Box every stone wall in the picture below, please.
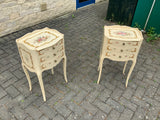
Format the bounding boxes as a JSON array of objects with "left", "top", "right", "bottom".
[{"left": 0, "top": 0, "right": 103, "bottom": 37}]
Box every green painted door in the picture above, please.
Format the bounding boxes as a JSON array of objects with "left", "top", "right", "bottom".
[{"left": 132, "top": 0, "right": 160, "bottom": 33}]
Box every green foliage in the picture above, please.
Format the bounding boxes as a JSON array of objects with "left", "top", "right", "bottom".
[
  {"left": 117, "top": 21, "right": 124, "bottom": 25},
  {"left": 146, "top": 34, "right": 158, "bottom": 42},
  {"left": 146, "top": 27, "right": 160, "bottom": 42},
  {"left": 93, "top": 80, "right": 97, "bottom": 83},
  {"left": 129, "top": 80, "right": 132, "bottom": 82},
  {"left": 147, "top": 27, "right": 155, "bottom": 35},
  {"left": 72, "top": 14, "right": 75, "bottom": 18},
  {"left": 133, "top": 23, "right": 141, "bottom": 30},
  {"left": 111, "top": 13, "right": 114, "bottom": 21},
  {"left": 157, "top": 49, "right": 160, "bottom": 52}
]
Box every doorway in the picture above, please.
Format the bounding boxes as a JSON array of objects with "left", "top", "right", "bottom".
[{"left": 76, "top": 0, "right": 95, "bottom": 9}]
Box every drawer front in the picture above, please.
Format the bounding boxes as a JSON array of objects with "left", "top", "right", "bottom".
[
  {"left": 38, "top": 39, "right": 65, "bottom": 70},
  {"left": 106, "top": 45, "right": 137, "bottom": 54},
  {"left": 105, "top": 51, "right": 135, "bottom": 61},
  {"left": 107, "top": 39, "right": 139, "bottom": 48},
  {"left": 38, "top": 39, "right": 64, "bottom": 56},
  {"left": 104, "top": 39, "right": 140, "bottom": 61},
  {"left": 40, "top": 57, "right": 62, "bottom": 70}
]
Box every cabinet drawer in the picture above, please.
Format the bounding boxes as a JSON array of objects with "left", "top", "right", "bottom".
[
  {"left": 105, "top": 51, "right": 135, "bottom": 61},
  {"left": 41, "top": 56, "right": 62, "bottom": 70},
  {"left": 106, "top": 45, "right": 137, "bottom": 54},
  {"left": 107, "top": 39, "right": 139, "bottom": 48},
  {"left": 38, "top": 39, "right": 64, "bottom": 56}
]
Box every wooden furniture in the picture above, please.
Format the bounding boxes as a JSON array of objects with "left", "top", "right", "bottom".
[
  {"left": 97, "top": 25, "right": 143, "bottom": 87},
  {"left": 16, "top": 28, "right": 68, "bottom": 101}
]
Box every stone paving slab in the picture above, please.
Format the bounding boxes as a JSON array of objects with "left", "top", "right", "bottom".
[{"left": 0, "top": 1, "right": 160, "bottom": 120}]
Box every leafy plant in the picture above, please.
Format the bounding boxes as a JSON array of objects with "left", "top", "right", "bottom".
[
  {"left": 117, "top": 21, "right": 124, "bottom": 25},
  {"left": 147, "top": 27, "right": 155, "bottom": 35},
  {"left": 129, "top": 80, "right": 132, "bottom": 82},
  {"left": 93, "top": 80, "right": 97, "bottom": 83},
  {"left": 72, "top": 14, "right": 75, "bottom": 18},
  {"left": 146, "top": 27, "right": 160, "bottom": 42},
  {"left": 157, "top": 49, "right": 160, "bottom": 52},
  {"left": 111, "top": 13, "right": 114, "bottom": 21},
  {"left": 133, "top": 23, "right": 141, "bottom": 30},
  {"left": 146, "top": 34, "right": 158, "bottom": 42},
  {"left": 146, "top": 27, "right": 160, "bottom": 44}
]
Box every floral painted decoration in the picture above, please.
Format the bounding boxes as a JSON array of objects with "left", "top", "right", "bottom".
[
  {"left": 36, "top": 36, "right": 48, "bottom": 43},
  {"left": 115, "top": 31, "right": 130, "bottom": 36}
]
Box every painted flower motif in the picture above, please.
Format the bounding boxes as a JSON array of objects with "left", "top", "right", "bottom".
[
  {"left": 36, "top": 36, "right": 48, "bottom": 43},
  {"left": 115, "top": 31, "right": 129, "bottom": 36}
]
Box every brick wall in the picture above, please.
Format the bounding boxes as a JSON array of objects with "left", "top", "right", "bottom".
[{"left": 0, "top": 0, "right": 103, "bottom": 37}]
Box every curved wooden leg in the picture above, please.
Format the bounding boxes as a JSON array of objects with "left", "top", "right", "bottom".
[
  {"left": 37, "top": 72, "right": 46, "bottom": 101},
  {"left": 51, "top": 68, "right": 54, "bottom": 75},
  {"left": 126, "top": 61, "right": 136, "bottom": 88},
  {"left": 123, "top": 61, "right": 128, "bottom": 75},
  {"left": 63, "top": 57, "right": 68, "bottom": 83},
  {"left": 97, "top": 58, "right": 104, "bottom": 84},
  {"left": 22, "top": 64, "right": 32, "bottom": 91},
  {"left": 98, "top": 55, "right": 101, "bottom": 71},
  {"left": 98, "top": 50, "right": 102, "bottom": 71}
]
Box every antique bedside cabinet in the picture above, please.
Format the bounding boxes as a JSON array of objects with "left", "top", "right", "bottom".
[
  {"left": 16, "top": 28, "right": 68, "bottom": 101},
  {"left": 97, "top": 25, "right": 143, "bottom": 87}
]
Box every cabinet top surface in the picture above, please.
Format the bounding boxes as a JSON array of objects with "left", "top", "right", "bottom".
[
  {"left": 16, "top": 28, "right": 63, "bottom": 51},
  {"left": 104, "top": 25, "right": 143, "bottom": 41}
]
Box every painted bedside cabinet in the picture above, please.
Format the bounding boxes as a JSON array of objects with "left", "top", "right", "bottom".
[
  {"left": 16, "top": 28, "right": 68, "bottom": 101},
  {"left": 97, "top": 25, "right": 143, "bottom": 87}
]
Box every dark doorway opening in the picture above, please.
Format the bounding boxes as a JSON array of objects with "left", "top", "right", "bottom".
[
  {"left": 76, "top": 0, "right": 95, "bottom": 9},
  {"left": 79, "top": 0, "right": 89, "bottom": 3}
]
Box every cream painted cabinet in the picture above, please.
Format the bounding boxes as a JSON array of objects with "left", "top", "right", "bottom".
[
  {"left": 97, "top": 25, "right": 143, "bottom": 87},
  {"left": 16, "top": 28, "right": 68, "bottom": 101}
]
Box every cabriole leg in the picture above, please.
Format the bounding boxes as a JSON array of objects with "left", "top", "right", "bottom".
[
  {"left": 97, "top": 58, "right": 104, "bottom": 84},
  {"left": 63, "top": 56, "right": 68, "bottom": 83},
  {"left": 37, "top": 72, "right": 46, "bottom": 101},
  {"left": 123, "top": 61, "right": 128, "bottom": 75},
  {"left": 22, "top": 64, "right": 32, "bottom": 91},
  {"left": 125, "top": 61, "right": 136, "bottom": 87}
]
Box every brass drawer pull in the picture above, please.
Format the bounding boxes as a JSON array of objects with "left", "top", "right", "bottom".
[
  {"left": 41, "top": 65, "right": 46, "bottom": 69},
  {"left": 108, "top": 40, "right": 112, "bottom": 44},
  {"left": 107, "top": 46, "right": 111, "bottom": 50},
  {"left": 40, "top": 58, "right": 45, "bottom": 62},
  {"left": 39, "top": 51, "right": 44, "bottom": 55}
]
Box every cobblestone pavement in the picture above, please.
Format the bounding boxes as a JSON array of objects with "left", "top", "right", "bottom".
[{"left": 0, "top": 1, "right": 160, "bottom": 120}]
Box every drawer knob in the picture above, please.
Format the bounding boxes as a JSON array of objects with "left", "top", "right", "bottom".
[
  {"left": 121, "top": 50, "right": 123, "bottom": 52},
  {"left": 39, "top": 51, "right": 44, "bottom": 55},
  {"left": 53, "top": 54, "right": 56, "bottom": 56},
  {"left": 52, "top": 47, "right": 55, "bottom": 49},
  {"left": 122, "top": 43, "right": 125, "bottom": 45},
  {"left": 40, "top": 58, "right": 45, "bottom": 62},
  {"left": 108, "top": 40, "right": 112, "bottom": 44},
  {"left": 54, "top": 60, "right": 57, "bottom": 63},
  {"left": 41, "top": 65, "right": 46, "bottom": 69},
  {"left": 119, "top": 56, "right": 121, "bottom": 58}
]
